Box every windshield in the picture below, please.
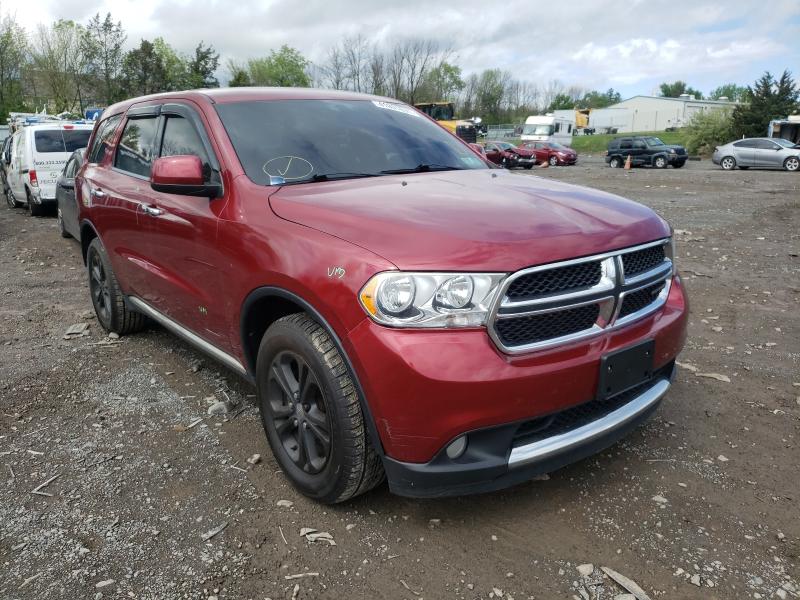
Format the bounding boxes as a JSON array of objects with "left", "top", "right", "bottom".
[
  {"left": 773, "top": 137, "right": 798, "bottom": 148},
  {"left": 34, "top": 129, "right": 91, "bottom": 153},
  {"left": 643, "top": 136, "right": 666, "bottom": 146},
  {"left": 216, "top": 99, "right": 486, "bottom": 185},
  {"left": 421, "top": 104, "right": 454, "bottom": 121},
  {"left": 495, "top": 142, "right": 514, "bottom": 150},
  {"left": 522, "top": 123, "right": 554, "bottom": 136},
  {"left": 547, "top": 142, "right": 568, "bottom": 150}
]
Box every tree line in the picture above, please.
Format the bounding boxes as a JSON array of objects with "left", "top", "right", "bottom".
[{"left": 1, "top": 7, "right": 796, "bottom": 133}]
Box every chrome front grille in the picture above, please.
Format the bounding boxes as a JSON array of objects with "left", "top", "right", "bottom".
[{"left": 489, "top": 239, "right": 673, "bottom": 354}]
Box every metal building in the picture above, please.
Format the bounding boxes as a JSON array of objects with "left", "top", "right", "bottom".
[{"left": 589, "top": 95, "right": 738, "bottom": 133}]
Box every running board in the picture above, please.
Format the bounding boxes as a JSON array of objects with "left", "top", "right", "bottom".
[{"left": 127, "top": 296, "right": 248, "bottom": 377}]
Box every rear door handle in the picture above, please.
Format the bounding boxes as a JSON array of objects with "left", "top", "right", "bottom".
[{"left": 142, "top": 204, "right": 164, "bottom": 217}]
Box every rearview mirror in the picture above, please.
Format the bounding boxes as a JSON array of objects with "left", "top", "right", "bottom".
[{"left": 150, "top": 155, "right": 221, "bottom": 198}]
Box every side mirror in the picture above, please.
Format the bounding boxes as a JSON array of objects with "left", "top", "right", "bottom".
[
  {"left": 150, "top": 155, "right": 220, "bottom": 198},
  {"left": 60, "top": 179, "right": 75, "bottom": 190}
]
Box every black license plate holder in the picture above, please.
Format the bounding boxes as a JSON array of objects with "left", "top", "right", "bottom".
[{"left": 597, "top": 339, "right": 655, "bottom": 400}]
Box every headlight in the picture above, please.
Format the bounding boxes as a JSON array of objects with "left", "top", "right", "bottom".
[
  {"left": 359, "top": 272, "right": 506, "bottom": 328},
  {"left": 669, "top": 148, "right": 676, "bottom": 153},
  {"left": 665, "top": 236, "right": 677, "bottom": 274}
]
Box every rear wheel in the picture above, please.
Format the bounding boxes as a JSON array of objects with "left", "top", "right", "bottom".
[
  {"left": 5, "top": 187, "right": 21, "bottom": 208},
  {"left": 27, "top": 190, "right": 44, "bottom": 217},
  {"left": 653, "top": 156, "right": 667, "bottom": 169},
  {"left": 548, "top": 155, "right": 558, "bottom": 166},
  {"left": 609, "top": 156, "right": 622, "bottom": 168},
  {"left": 784, "top": 156, "right": 800, "bottom": 172},
  {"left": 256, "top": 314, "right": 384, "bottom": 503},
  {"left": 86, "top": 238, "right": 147, "bottom": 334},
  {"left": 720, "top": 156, "right": 736, "bottom": 170}
]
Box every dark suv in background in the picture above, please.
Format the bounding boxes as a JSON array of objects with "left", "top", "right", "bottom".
[{"left": 606, "top": 136, "right": 687, "bottom": 169}]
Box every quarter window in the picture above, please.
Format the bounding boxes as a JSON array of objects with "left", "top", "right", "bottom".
[{"left": 115, "top": 116, "right": 159, "bottom": 177}]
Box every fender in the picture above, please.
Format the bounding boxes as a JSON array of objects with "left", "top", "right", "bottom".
[
  {"left": 240, "top": 286, "right": 385, "bottom": 456},
  {"left": 78, "top": 218, "right": 102, "bottom": 264}
]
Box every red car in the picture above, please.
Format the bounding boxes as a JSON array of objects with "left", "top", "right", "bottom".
[
  {"left": 483, "top": 140, "right": 538, "bottom": 168},
  {"left": 76, "top": 88, "right": 687, "bottom": 502},
  {"left": 520, "top": 141, "right": 578, "bottom": 166}
]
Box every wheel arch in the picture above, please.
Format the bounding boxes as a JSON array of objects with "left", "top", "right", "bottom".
[
  {"left": 79, "top": 219, "right": 100, "bottom": 265},
  {"left": 240, "top": 286, "right": 385, "bottom": 456}
]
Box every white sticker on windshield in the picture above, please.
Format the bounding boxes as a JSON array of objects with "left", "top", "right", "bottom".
[{"left": 372, "top": 101, "right": 422, "bottom": 118}]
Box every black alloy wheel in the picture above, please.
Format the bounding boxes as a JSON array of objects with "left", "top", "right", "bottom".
[
  {"left": 266, "top": 350, "right": 332, "bottom": 474},
  {"left": 89, "top": 249, "right": 112, "bottom": 325}
]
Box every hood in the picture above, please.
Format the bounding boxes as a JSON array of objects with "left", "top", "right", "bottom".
[
  {"left": 269, "top": 170, "right": 670, "bottom": 272},
  {"left": 665, "top": 144, "right": 687, "bottom": 154},
  {"left": 511, "top": 147, "right": 536, "bottom": 157}
]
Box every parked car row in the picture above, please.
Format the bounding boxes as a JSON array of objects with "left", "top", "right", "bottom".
[{"left": 471, "top": 140, "right": 579, "bottom": 169}]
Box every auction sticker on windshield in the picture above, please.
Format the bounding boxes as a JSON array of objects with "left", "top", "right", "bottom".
[{"left": 372, "top": 101, "right": 422, "bottom": 118}]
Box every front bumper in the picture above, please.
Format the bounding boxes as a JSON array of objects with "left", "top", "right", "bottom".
[{"left": 344, "top": 276, "right": 688, "bottom": 495}]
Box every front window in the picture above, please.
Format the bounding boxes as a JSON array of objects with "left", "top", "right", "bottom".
[
  {"left": 115, "top": 116, "right": 159, "bottom": 178},
  {"left": 643, "top": 137, "right": 666, "bottom": 146},
  {"left": 773, "top": 138, "right": 798, "bottom": 148},
  {"left": 425, "top": 104, "right": 454, "bottom": 121},
  {"left": 34, "top": 129, "right": 92, "bottom": 153},
  {"left": 547, "top": 142, "right": 568, "bottom": 151},
  {"left": 522, "top": 123, "right": 554, "bottom": 136},
  {"left": 215, "top": 99, "right": 486, "bottom": 185}
]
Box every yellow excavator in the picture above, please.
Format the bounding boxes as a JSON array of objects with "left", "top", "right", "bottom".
[{"left": 414, "top": 102, "right": 479, "bottom": 143}]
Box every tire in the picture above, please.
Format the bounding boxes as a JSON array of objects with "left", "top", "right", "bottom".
[
  {"left": 256, "top": 313, "right": 384, "bottom": 503},
  {"left": 548, "top": 155, "right": 558, "bottom": 166},
  {"left": 609, "top": 156, "right": 622, "bottom": 168},
  {"left": 673, "top": 161, "right": 686, "bottom": 169},
  {"left": 27, "top": 190, "right": 44, "bottom": 217},
  {"left": 524, "top": 164, "right": 533, "bottom": 170},
  {"left": 57, "top": 208, "right": 71, "bottom": 238},
  {"left": 86, "top": 237, "right": 147, "bottom": 335},
  {"left": 784, "top": 156, "right": 800, "bottom": 172},
  {"left": 720, "top": 156, "right": 736, "bottom": 170},
  {"left": 653, "top": 156, "right": 667, "bottom": 169},
  {"left": 5, "top": 187, "right": 22, "bottom": 208}
]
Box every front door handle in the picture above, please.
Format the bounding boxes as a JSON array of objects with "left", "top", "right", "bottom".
[
  {"left": 142, "top": 204, "right": 164, "bottom": 217},
  {"left": 91, "top": 189, "right": 107, "bottom": 199}
]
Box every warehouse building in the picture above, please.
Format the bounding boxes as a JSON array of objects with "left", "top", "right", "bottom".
[{"left": 589, "top": 94, "right": 738, "bottom": 133}]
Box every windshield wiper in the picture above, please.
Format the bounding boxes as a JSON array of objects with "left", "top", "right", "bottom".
[
  {"left": 282, "top": 172, "right": 378, "bottom": 185},
  {"left": 380, "top": 163, "right": 464, "bottom": 175}
]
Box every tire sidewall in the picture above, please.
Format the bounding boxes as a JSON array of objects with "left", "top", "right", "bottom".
[
  {"left": 785, "top": 156, "right": 800, "bottom": 172},
  {"left": 609, "top": 157, "right": 621, "bottom": 168},
  {"left": 654, "top": 156, "right": 667, "bottom": 168},
  {"left": 549, "top": 155, "right": 558, "bottom": 166},
  {"left": 87, "top": 238, "right": 120, "bottom": 332},
  {"left": 256, "top": 321, "right": 351, "bottom": 501},
  {"left": 721, "top": 157, "right": 735, "bottom": 170}
]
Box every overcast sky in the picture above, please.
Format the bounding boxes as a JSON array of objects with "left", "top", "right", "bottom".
[{"left": 7, "top": 0, "right": 800, "bottom": 96}]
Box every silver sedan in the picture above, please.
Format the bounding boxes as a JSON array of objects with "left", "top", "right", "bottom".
[{"left": 712, "top": 137, "right": 800, "bottom": 171}]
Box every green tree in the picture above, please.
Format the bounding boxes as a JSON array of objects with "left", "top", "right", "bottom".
[
  {"left": 0, "top": 10, "right": 28, "bottom": 120},
  {"left": 229, "top": 68, "right": 251, "bottom": 87},
  {"left": 83, "top": 13, "right": 126, "bottom": 105},
  {"left": 30, "top": 20, "right": 89, "bottom": 113},
  {"left": 152, "top": 37, "right": 186, "bottom": 91},
  {"left": 547, "top": 93, "right": 574, "bottom": 111},
  {"left": 185, "top": 41, "right": 219, "bottom": 88},
  {"left": 121, "top": 39, "right": 168, "bottom": 96},
  {"left": 685, "top": 109, "right": 733, "bottom": 155},
  {"left": 419, "top": 61, "right": 464, "bottom": 101},
  {"left": 659, "top": 80, "right": 703, "bottom": 99},
  {"left": 731, "top": 70, "right": 800, "bottom": 138},
  {"left": 708, "top": 83, "right": 746, "bottom": 102},
  {"left": 576, "top": 88, "right": 621, "bottom": 109},
  {"left": 247, "top": 45, "right": 310, "bottom": 87}
]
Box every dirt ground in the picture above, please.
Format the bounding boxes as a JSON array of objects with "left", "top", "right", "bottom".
[{"left": 1, "top": 157, "right": 798, "bottom": 600}]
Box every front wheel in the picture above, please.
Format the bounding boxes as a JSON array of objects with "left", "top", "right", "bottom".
[
  {"left": 57, "top": 208, "right": 71, "bottom": 238},
  {"left": 548, "top": 155, "right": 558, "bottom": 166},
  {"left": 256, "top": 314, "right": 384, "bottom": 503},
  {"left": 784, "top": 156, "right": 800, "bottom": 172},
  {"left": 653, "top": 156, "right": 667, "bottom": 169},
  {"left": 720, "top": 156, "right": 736, "bottom": 170}
]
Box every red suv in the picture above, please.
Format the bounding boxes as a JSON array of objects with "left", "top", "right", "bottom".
[{"left": 76, "top": 89, "right": 688, "bottom": 502}]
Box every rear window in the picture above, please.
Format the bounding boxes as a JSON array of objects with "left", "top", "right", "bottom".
[{"left": 34, "top": 129, "right": 91, "bottom": 153}]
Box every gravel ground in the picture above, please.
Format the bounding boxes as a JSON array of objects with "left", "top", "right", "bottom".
[{"left": 1, "top": 157, "right": 798, "bottom": 600}]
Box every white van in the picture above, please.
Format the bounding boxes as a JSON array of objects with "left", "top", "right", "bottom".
[
  {"left": 5, "top": 122, "right": 94, "bottom": 216},
  {"left": 520, "top": 114, "right": 575, "bottom": 147}
]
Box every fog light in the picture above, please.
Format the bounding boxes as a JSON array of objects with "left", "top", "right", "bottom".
[{"left": 445, "top": 435, "right": 467, "bottom": 459}]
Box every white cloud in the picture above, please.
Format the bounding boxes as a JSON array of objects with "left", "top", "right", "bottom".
[{"left": 2, "top": 0, "right": 798, "bottom": 96}]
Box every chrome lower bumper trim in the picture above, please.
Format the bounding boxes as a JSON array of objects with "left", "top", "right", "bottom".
[
  {"left": 127, "top": 296, "right": 247, "bottom": 376},
  {"left": 508, "top": 378, "right": 670, "bottom": 468}
]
